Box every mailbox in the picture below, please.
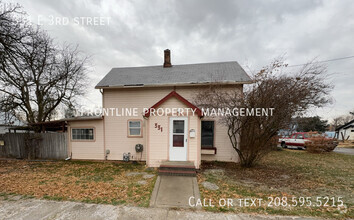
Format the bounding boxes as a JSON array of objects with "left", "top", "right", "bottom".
[{"left": 189, "top": 129, "right": 196, "bottom": 138}]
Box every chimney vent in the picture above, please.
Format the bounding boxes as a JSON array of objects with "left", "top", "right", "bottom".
[{"left": 163, "top": 49, "right": 172, "bottom": 68}]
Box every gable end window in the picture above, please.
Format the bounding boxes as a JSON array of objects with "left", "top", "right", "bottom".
[
  {"left": 201, "top": 121, "right": 214, "bottom": 148},
  {"left": 72, "top": 128, "right": 94, "bottom": 141},
  {"left": 128, "top": 120, "right": 142, "bottom": 137}
]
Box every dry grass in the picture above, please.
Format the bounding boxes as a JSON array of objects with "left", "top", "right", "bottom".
[
  {"left": 0, "top": 160, "right": 156, "bottom": 207},
  {"left": 198, "top": 150, "right": 353, "bottom": 219},
  {"left": 337, "top": 141, "right": 354, "bottom": 148}
]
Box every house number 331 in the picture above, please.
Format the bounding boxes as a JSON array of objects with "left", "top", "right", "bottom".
[{"left": 155, "top": 123, "right": 163, "bottom": 132}]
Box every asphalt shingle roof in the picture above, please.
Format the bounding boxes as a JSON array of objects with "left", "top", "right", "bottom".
[{"left": 95, "top": 61, "right": 252, "bottom": 88}]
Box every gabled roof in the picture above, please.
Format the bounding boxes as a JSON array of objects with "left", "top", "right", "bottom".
[
  {"left": 335, "top": 119, "right": 354, "bottom": 131},
  {"left": 95, "top": 61, "right": 252, "bottom": 89},
  {"left": 144, "top": 91, "right": 203, "bottom": 117}
]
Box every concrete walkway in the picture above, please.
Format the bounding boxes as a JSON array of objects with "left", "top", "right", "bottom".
[
  {"left": 334, "top": 147, "right": 354, "bottom": 155},
  {"left": 150, "top": 176, "right": 200, "bottom": 208},
  {"left": 0, "top": 197, "right": 315, "bottom": 220}
]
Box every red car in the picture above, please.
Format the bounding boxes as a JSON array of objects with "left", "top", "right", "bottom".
[{"left": 279, "top": 132, "right": 310, "bottom": 149}]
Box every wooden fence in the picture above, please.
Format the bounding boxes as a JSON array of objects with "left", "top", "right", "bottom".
[{"left": 0, "top": 133, "right": 68, "bottom": 160}]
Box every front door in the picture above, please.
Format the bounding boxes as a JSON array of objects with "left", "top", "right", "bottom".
[{"left": 169, "top": 117, "right": 188, "bottom": 161}]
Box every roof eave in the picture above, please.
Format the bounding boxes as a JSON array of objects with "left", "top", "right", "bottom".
[
  {"left": 95, "top": 81, "right": 253, "bottom": 89},
  {"left": 29, "top": 116, "right": 104, "bottom": 125},
  {"left": 335, "top": 119, "right": 354, "bottom": 131},
  {"left": 63, "top": 116, "right": 104, "bottom": 122}
]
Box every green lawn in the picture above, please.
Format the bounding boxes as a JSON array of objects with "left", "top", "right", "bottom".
[
  {"left": 198, "top": 149, "right": 353, "bottom": 219},
  {"left": 0, "top": 160, "right": 156, "bottom": 207}
]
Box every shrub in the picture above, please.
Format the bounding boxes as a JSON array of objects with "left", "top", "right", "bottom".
[
  {"left": 194, "top": 58, "right": 332, "bottom": 167},
  {"left": 305, "top": 136, "right": 338, "bottom": 153}
]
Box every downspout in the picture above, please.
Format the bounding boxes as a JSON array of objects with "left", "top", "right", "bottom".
[
  {"left": 66, "top": 121, "right": 72, "bottom": 160},
  {"left": 100, "top": 89, "right": 107, "bottom": 160},
  {"left": 145, "top": 116, "right": 149, "bottom": 167},
  {"left": 143, "top": 109, "right": 149, "bottom": 167}
]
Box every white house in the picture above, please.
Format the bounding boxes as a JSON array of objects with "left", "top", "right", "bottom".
[{"left": 335, "top": 119, "right": 354, "bottom": 141}]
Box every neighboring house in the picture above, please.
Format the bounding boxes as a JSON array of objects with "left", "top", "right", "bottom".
[
  {"left": 325, "top": 131, "right": 335, "bottom": 138},
  {"left": 0, "top": 124, "right": 26, "bottom": 134},
  {"left": 0, "top": 125, "right": 12, "bottom": 134},
  {"left": 67, "top": 50, "right": 252, "bottom": 168},
  {"left": 0, "top": 114, "right": 25, "bottom": 134},
  {"left": 335, "top": 119, "right": 354, "bottom": 141}
]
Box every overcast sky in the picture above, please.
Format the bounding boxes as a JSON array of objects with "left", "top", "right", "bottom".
[{"left": 13, "top": 0, "right": 354, "bottom": 122}]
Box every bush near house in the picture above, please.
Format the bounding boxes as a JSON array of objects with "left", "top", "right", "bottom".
[
  {"left": 195, "top": 59, "right": 332, "bottom": 168},
  {"left": 305, "top": 136, "right": 338, "bottom": 153}
]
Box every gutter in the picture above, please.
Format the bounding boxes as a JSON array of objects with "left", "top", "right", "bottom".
[{"left": 95, "top": 81, "right": 254, "bottom": 89}]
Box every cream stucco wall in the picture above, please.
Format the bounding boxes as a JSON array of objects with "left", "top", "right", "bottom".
[
  {"left": 201, "top": 116, "right": 239, "bottom": 162},
  {"left": 68, "top": 119, "right": 104, "bottom": 160},
  {"left": 102, "top": 85, "right": 242, "bottom": 165},
  {"left": 68, "top": 85, "right": 243, "bottom": 165}
]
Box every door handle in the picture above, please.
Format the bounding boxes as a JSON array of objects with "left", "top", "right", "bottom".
[{"left": 185, "top": 138, "right": 187, "bottom": 142}]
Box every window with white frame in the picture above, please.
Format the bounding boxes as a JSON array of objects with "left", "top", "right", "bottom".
[
  {"left": 128, "top": 120, "right": 142, "bottom": 137},
  {"left": 72, "top": 128, "right": 94, "bottom": 140}
]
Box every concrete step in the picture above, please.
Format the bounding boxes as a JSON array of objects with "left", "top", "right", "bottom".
[
  {"left": 159, "top": 165, "right": 195, "bottom": 171},
  {"left": 158, "top": 161, "right": 197, "bottom": 177},
  {"left": 158, "top": 169, "right": 196, "bottom": 177}
]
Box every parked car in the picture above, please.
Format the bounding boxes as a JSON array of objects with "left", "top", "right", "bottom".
[
  {"left": 279, "top": 132, "right": 311, "bottom": 149},
  {"left": 279, "top": 132, "right": 338, "bottom": 150}
]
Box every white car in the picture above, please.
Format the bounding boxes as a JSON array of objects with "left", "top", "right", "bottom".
[{"left": 279, "top": 132, "right": 311, "bottom": 149}]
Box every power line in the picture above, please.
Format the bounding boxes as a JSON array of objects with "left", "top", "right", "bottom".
[
  {"left": 244, "top": 55, "right": 354, "bottom": 73},
  {"left": 288, "top": 55, "right": 354, "bottom": 67}
]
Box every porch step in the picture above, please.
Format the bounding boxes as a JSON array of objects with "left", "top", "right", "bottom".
[
  {"left": 158, "top": 161, "right": 196, "bottom": 177},
  {"left": 159, "top": 165, "right": 195, "bottom": 171},
  {"left": 158, "top": 169, "right": 196, "bottom": 177}
]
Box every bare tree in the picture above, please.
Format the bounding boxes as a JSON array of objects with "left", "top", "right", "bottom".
[
  {"left": 0, "top": 2, "right": 88, "bottom": 124},
  {"left": 332, "top": 111, "right": 354, "bottom": 129},
  {"left": 0, "top": 2, "right": 31, "bottom": 57},
  {"left": 195, "top": 59, "right": 332, "bottom": 167}
]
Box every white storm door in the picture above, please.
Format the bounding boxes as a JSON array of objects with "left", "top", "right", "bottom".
[{"left": 169, "top": 117, "right": 188, "bottom": 161}]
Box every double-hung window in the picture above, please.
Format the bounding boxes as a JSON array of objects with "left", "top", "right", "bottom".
[{"left": 128, "top": 120, "right": 142, "bottom": 137}]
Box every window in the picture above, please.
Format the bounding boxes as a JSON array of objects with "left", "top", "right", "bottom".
[
  {"left": 173, "top": 120, "right": 185, "bottom": 147},
  {"left": 201, "top": 121, "right": 214, "bottom": 148},
  {"left": 72, "top": 128, "right": 94, "bottom": 140},
  {"left": 297, "top": 134, "right": 304, "bottom": 139},
  {"left": 128, "top": 120, "right": 142, "bottom": 137}
]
